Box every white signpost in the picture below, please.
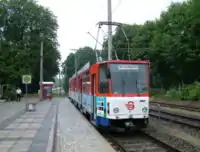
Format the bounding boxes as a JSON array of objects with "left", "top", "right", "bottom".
[{"left": 22, "top": 75, "right": 33, "bottom": 111}]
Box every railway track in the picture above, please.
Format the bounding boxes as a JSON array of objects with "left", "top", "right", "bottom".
[
  {"left": 69, "top": 98, "right": 199, "bottom": 152},
  {"left": 149, "top": 107, "right": 200, "bottom": 129},
  {"left": 101, "top": 130, "right": 180, "bottom": 152},
  {"left": 71, "top": 98, "right": 178, "bottom": 152},
  {"left": 150, "top": 101, "right": 200, "bottom": 112}
]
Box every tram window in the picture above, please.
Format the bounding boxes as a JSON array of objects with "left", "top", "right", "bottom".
[
  {"left": 99, "top": 64, "right": 109, "bottom": 93},
  {"left": 99, "top": 81, "right": 109, "bottom": 93}
]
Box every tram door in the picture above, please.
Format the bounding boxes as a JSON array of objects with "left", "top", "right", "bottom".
[{"left": 91, "top": 74, "right": 96, "bottom": 120}]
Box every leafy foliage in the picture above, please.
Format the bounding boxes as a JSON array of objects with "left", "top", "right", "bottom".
[
  {"left": 62, "top": 46, "right": 96, "bottom": 92},
  {"left": 2, "top": 84, "right": 16, "bottom": 101},
  {"left": 162, "top": 82, "right": 200, "bottom": 100},
  {"left": 101, "top": 0, "right": 200, "bottom": 89},
  {"left": 0, "top": 0, "right": 60, "bottom": 94}
]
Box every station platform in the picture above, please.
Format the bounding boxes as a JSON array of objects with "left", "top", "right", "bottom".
[
  {"left": 0, "top": 97, "right": 38, "bottom": 125},
  {"left": 0, "top": 99, "right": 58, "bottom": 152},
  {"left": 57, "top": 98, "right": 115, "bottom": 152}
]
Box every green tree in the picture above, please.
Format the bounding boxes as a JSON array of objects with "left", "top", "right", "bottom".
[
  {"left": 62, "top": 46, "right": 96, "bottom": 92},
  {"left": 101, "top": 0, "right": 200, "bottom": 89},
  {"left": 0, "top": 0, "right": 60, "bottom": 94}
]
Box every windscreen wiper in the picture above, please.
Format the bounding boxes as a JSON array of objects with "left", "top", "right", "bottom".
[
  {"left": 121, "top": 77, "right": 125, "bottom": 97},
  {"left": 135, "top": 79, "right": 140, "bottom": 97},
  {"left": 135, "top": 68, "right": 140, "bottom": 97}
]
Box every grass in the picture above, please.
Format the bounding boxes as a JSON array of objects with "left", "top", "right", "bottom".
[
  {"left": 151, "top": 82, "right": 200, "bottom": 101},
  {"left": 151, "top": 92, "right": 180, "bottom": 101}
]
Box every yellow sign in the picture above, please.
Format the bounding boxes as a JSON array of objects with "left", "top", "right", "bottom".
[{"left": 22, "top": 75, "right": 32, "bottom": 84}]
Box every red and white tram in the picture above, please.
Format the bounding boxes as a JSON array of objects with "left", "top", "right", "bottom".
[{"left": 68, "top": 60, "right": 150, "bottom": 130}]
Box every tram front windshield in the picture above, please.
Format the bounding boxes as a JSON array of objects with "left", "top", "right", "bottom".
[{"left": 109, "top": 63, "right": 148, "bottom": 94}]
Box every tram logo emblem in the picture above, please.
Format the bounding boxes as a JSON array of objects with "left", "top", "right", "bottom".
[{"left": 125, "top": 101, "right": 135, "bottom": 110}]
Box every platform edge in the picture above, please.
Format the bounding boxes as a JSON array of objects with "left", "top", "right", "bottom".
[
  {"left": 68, "top": 99, "right": 116, "bottom": 152},
  {"left": 46, "top": 107, "right": 57, "bottom": 152}
]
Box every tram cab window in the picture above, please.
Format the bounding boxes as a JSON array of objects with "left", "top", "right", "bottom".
[{"left": 99, "top": 64, "right": 109, "bottom": 93}]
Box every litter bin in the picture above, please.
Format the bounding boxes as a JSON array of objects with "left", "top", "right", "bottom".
[{"left": 26, "top": 103, "right": 36, "bottom": 111}]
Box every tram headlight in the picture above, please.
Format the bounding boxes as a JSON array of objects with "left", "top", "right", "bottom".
[
  {"left": 113, "top": 107, "right": 119, "bottom": 113},
  {"left": 142, "top": 107, "right": 148, "bottom": 113}
]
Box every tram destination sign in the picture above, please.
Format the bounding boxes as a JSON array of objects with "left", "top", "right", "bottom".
[{"left": 118, "top": 64, "right": 139, "bottom": 70}]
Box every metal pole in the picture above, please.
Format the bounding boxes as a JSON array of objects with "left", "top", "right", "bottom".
[
  {"left": 75, "top": 54, "right": 77, "bottom": 76},
  {"left": 59, "top": 70, "right": 61, "bottom": 96},
  {"left": 40, "top": 40, "right": 43, "bottom": 101},
  {"left": 107, "top": 0, "right": 112, "bottom": 60},
  {"left": 26, "top": 84, "right": 28, "bottom": 97},
  {"left": 70, "top": 49, "right": 78, "bottom": 75},
  {"left": 65, "top": 66, "right": 68, "bottom": 95},
  {"left": 25, "top": 84, "right": 28, "bottom": 110}
]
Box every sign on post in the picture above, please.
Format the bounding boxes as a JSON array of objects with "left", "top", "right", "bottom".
[
  {"left": 22, "top": 75, "right": 32, "bottom": 84},
  {"left": 22, "top": 75, "right": 32, "bottom": 111}
]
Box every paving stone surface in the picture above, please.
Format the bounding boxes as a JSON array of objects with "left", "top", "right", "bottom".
[
  {"left": 0, "top": 98, "right": 114, "bottom": 152},
  {"left": 57, "top": 98, "right": 115, "bottom": 152},
  {"left": 0, "top": 99, "right": 58, "bottom": 152},
  {"left": 27, "top": 100, "right": 58, "bottom": 152},
  {"left": 0, "top": 101, "right": 25, "bottom": 126},
  {"left": 0, "top": 98, "right": 39, "bottom": 126}
]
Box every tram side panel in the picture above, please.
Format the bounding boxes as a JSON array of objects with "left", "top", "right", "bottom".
[
  {"left": 68, "top": 79, "right": 73, "bottom": 100},
  {"left": 69, "top": 78, "right": 78, "bottom": 104},
  {"left": 69, "top": 72, "right": 93, "bottom": 115},
  {"left": 76, "top": 77, "right": 81, "bottom": 107}
]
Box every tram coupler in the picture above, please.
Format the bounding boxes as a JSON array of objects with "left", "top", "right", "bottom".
[{"left": 124, "top": 121, "right": 134, "bottom": 128}]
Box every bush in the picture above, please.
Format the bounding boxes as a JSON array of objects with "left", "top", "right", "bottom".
[
  {"left": 164, "top": 82, "right": 200, "bottom": 101},
  {"left": 3, "top": 85, "right": 17, "bottom": 101}
]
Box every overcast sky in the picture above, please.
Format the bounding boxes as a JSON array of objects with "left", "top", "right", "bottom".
[{"left": 38, "top": 0, "right": 184, "bottom": 63}]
